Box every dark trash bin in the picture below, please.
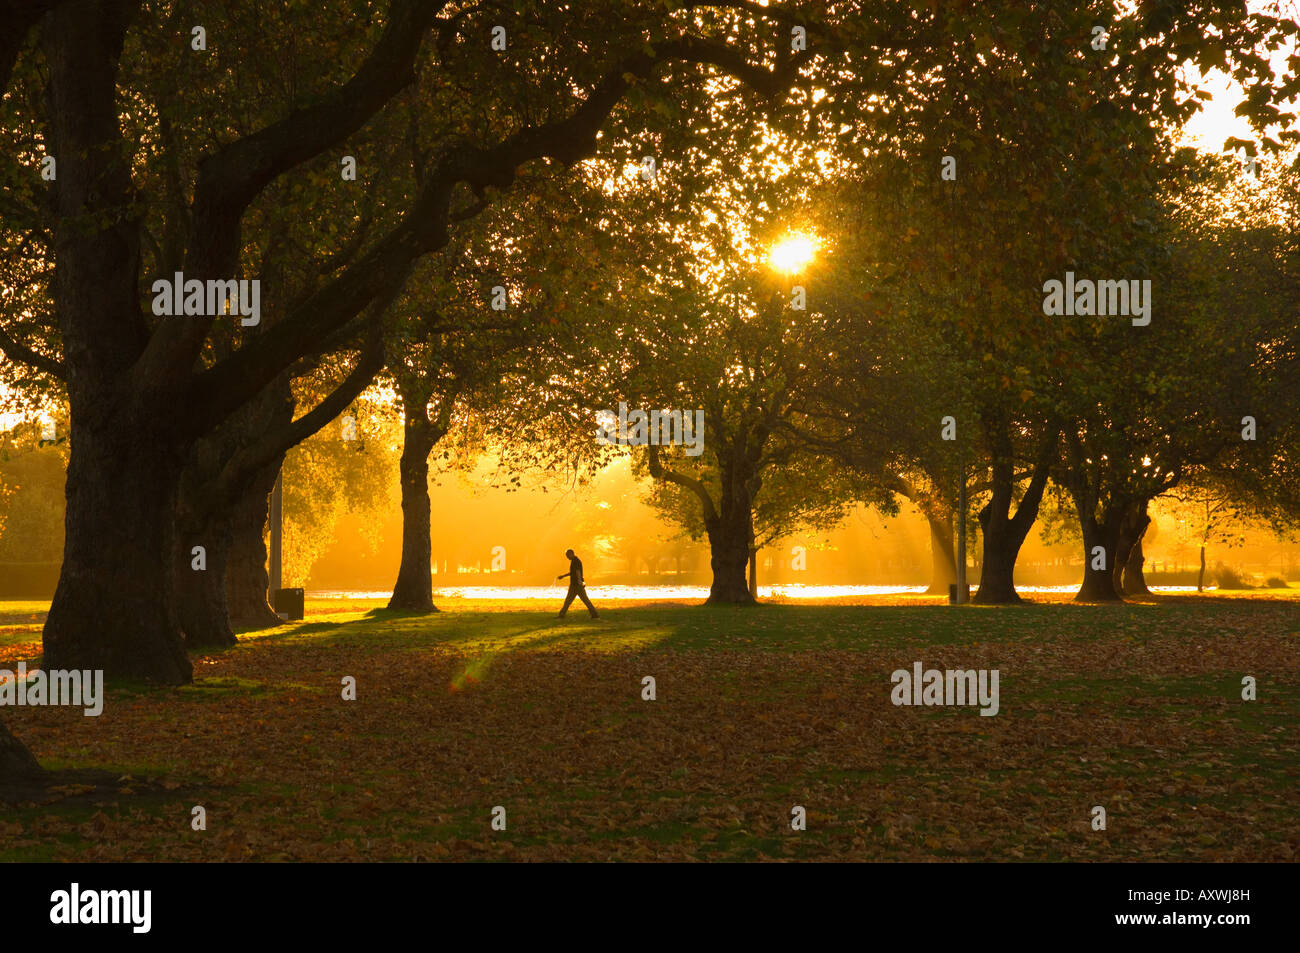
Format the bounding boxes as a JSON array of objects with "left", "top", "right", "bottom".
[{"left": 272, "top": 587, "right": 305, "bottom": 621}]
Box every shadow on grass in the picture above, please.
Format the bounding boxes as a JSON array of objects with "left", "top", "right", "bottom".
[
  {"left": 181, "top": 592, "right": 1300, "bottom": 662},
  {"left": 363, "top": 606, "right": 440, "bottom": 619},
  {"left": 0, "top": 766, "right": 209, "bottom": 811}
]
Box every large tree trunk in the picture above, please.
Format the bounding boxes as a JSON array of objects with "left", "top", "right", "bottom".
[
  {"left": 174, "top": 392, "right": 289, "bottom": 645},
  {"left": 1111, "top": 500, "right": 1150, "bottom": 596},
  {"left": 924, "top": 510, "right": 958, "bottom": 595},
  {"left": 1064, "top": 429, "right": 1128, "bottom": 604},
  {"left": 175, "top": 514, "right": 236, "bottom": 649},
  {"left": 44, "top": 425, "right": 194, "bottom": 684},
  {"left": 972, "top": 421, "right": 1054, "bottom": 605},
  {"left": 647, "top": 434, "right": 763, "bottom": 606},
  {"left": 1075, "top": 507, "right": 1125, "bottom": 602},
  {"left": 226, "top": 459, "right": 284, "bottom": 629},
  {"left": 747, "top": 531, "right": 758, "bottom": 600},
  {"left": 974, "top": 507, "right": 1024, "bottom": 604},
  {"left": 0, "top": 717, "right": 42, "bottom": 786},
  {"left": 1119, "top": 502, "right": 1152, "bottom": 596},
  {"left": 705, "top": 512, "right": 755, "bottom": 604},
  {"left": 1122, "top": 536, "right": 1151, "bottom": 595},
  {"left": 699, "top": 448, "right": 761, "bottom": 606},
  {"left": 40, "top": 1, "right": 192, "bottom": 685},
  {"left": 387, "top": 392, "right": 440, "bottom": 612}
]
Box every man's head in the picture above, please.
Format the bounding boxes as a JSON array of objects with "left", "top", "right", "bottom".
[{"left": 565, "top": 549, "right": 575, "bottom": 559}]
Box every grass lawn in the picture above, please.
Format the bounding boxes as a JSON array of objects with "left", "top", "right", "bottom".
[{"left": 1, "top": 592, "right": 1297, "bottom": 861}]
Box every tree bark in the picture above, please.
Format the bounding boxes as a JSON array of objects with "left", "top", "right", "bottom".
[
  {"left": 1122, "top": 536, "right": 1151, "bottom": 595},
  {"left": 44, "top": 425, "right": 194, "bottom": 683},
  {"left": 1063, "top": 428, "right": 1130, "bottom": 603},
  {"left": 1119, "top": 502, "right": 1152, "bottom": 596},
  {"left": 705, "top": 505, "right": 756, "bottom": 605},
  {"left": 1075, "top": 507, "right": 1125, "bottom": 602},
  {"left": 973, "top": 507, "right": 1024, "bottom": 603},
  {"left": 1110, "top": 499, "right": 1150, "bottom": 596},
  {"left": 175, "top": 455, "right": 282, "bottom": 646},
  {"left": 387, "top": 387, "right": 443, "bottom": 612},
  {"left": 175, "top": 514, "right": 236, "bottom": 649},
  {"left": 700, "top": 445, "right": 762, "bottom": 606},
  {"left": 39, "top": 0, "right": 193, "bottom": 685},
  {"left": 0, "top": 716, "right": 42, "bottom": 786},
  {"left": 174, "top": 378, "right": 291, "bottom": 644},
  {"left": 972, "top": 421, "right": 1055, "bottom": 605},
  {"left": 225, "top": 459, "right": 284, "bottom": 628}
]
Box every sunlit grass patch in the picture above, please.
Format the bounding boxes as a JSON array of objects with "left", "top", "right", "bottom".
[
  {"left": 0, "top": 601, "right": 49, "bottom": 626},
  {"left": 1, "top": 594, "right": 1296, "bottom": 861}
]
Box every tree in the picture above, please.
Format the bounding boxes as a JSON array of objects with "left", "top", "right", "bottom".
[
  {"left": 490, "top": 216, "right": 886, "bottom": 604},
  {"left": 646, "top": 428, "right": 882, "bottom": 602},
  {"left": 802, "top": 149, "right": 1059, "bottom": 605},
  {"left": 1056, "top": 148, "right": 1297, "bottom": 601},
  {"left": 1, "top": 0, "right": 816, "bottom": 683},
  {"left": 280, "top": 388, "right": 397, "bottom": 588},
  {"left": 1167, "top": 481, "right": 1248, "bottom": 592},
  {"left": 560, "top": 234, "right": 895, "bottom": 604},
  {"left": 385, "top": 165, "right": 610, "bottom": 610},
  {"left": 805, "top": 3, "right": 1299, "bottom": 604}
]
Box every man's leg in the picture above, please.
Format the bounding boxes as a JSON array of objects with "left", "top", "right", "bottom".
[
  {"left": 577, "top": 586, "right": 598, "bottom": 618},
  {"left": 559, "top": 587, "right": 578, "bottom": 617}
]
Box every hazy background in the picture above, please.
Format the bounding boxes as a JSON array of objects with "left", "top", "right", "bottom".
[
  {"left": 3, "top": 390, "right": 1298, "bottom": 601},
  {"left": 3, "top": 25, "right": 1297, "bottom": 600},
  {"left": 307, "top": 448, "right": 1300, "bottom": 592}
]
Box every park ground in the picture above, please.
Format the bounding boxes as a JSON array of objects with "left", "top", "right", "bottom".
[{"left": 0, "top": 591, "right": 1297, "bottom": 861}]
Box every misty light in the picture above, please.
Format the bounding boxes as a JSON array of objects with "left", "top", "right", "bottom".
[{"left": 768, "top": 234, "right": 817, "bottom": 273}]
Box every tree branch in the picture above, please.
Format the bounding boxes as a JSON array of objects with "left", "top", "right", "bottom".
[
  {"left": 133, "top": 0, "right": 451, "bottom": 385},
  {"left": 209, "top": 320, "right": 386, "bottom": 506},
  {"left": 0, "top": 0, "right": 62, "bottom": 94},
  {"left": 180, "top": 24, "right": 803, "bottom": 437},
  {"left": 1010, "top": 425, "right": 1059, "bottom": 537},
  {"left": 648, "top": 443, "right": 719, "bottom": 524},
  {"left": 0, "top": 321, "right": 65, "bottom": 380}
]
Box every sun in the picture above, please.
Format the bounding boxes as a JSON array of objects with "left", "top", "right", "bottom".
[{"left": 768, "top": 234, "right": 818, "bottom": 273}]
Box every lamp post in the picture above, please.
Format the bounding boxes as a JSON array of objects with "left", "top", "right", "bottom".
[
  {"left": 956, "top": 465, "right": 968, "bottom": 603},
  {"left": 267, "top": 466, "right": 301, "bottom": 620},
  {"left": 269, "top": 468, "right": 283, "bottom": 593}
]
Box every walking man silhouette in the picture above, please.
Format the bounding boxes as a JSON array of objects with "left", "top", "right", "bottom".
[{"left": 556, "top": 548, "right": 599, "bottom": 619}]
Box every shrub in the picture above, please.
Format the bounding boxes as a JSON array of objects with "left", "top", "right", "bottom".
[
  {"left": 1265, "top": 576, "right": 1289, "bottom": 589},
  {"left": 1214, "top": 564, "right": 1253, "bottom": 590}
]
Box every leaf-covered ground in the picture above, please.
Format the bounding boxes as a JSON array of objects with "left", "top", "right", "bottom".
[{"left": 1, "top": 592, "right": 1297, "bottom": 861}]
